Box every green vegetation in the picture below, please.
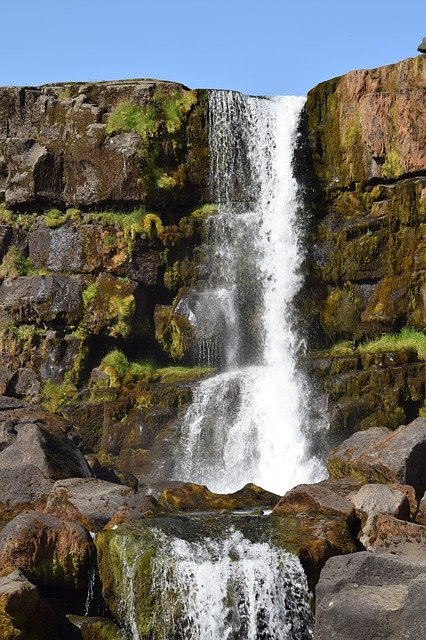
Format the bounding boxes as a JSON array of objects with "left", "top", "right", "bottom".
[
  {"left": 358, "top": 328, "right": 426, "bottom": 360},
  {"left": 44, "top": 208, "right": 81, "bottom": 229},
  {"left": 82, "top": 282, "right": 98, "bottom": 307},
  {"left": 190, "top": 203, "right": 218, "bottom": 218},
  {"left": 0, "top": 246, "right": 35, "bottom": 278},
  {"left": 41, "top": 379, "right": 78, "bottom": 414},
  {"left": 325, "top": 328, "right": 426, "bottom": 361},
  {"left": 105, "top": 89, "right": 198, "bottom": 140},
  {"left": 381, "top": 149, "right": 403, "bottom": 179},
  {"left": 87, "top": 209, "right": 164, "bottom": 250},
  {"left": 98, "top": 349, "right": 214, "bottom": 388}
]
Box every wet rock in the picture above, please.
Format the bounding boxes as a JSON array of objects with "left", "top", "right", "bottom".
[
  {"left": 0, "top": 570, "right": 58, "bottom": 640},
  {"left": 327, "top": 417, "right": 426, "bottom": 499},
  {"left": 314, "top": 551, "right": 426, "bottom": 640},
  {"left": 0, "top": 511, "right": 95, "bottom": 590},
  {"left": 45, "top": 478, "right": 158, "bottom": 530},
  {"left": 272, "top": 483, "right": 358, "bottom": 590},
  {"left": 9, "top": 367, "right": 41, "bottom": 397},
  {"left": 67, "top": 615, "right": 129, "bottom": 639},
  {"left": 159, "top": 482, "right": 281, "bottom": 512}
]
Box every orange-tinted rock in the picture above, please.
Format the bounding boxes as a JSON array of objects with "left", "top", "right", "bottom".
[
  {"left": 158, "top": 482, "right": 281, "bottom": 512},
  {"left": 0, "top": 570, "right": 58, "bottom": 640},
  {"left": 363, "top": 513, "right": 426, "bottom": 558},
  {"left": 0, "top": 512, "right": 94, "bottom": 590},
  {"left": 273, "top": 483, "right": 355, "bottom": 519},
  {"left": 327, "top": 418, "right": 426, "bottom": 499}
]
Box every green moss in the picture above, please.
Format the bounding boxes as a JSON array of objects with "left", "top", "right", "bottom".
[
  {"left": 82, "top": 282, "right": 98, "bottom": 307},
  {"left": 44, "top": 208, "right": 81, "bottom": 229},
  {"left": 381, "top": 149, "right": 403, "bottom": 179},
  {"left": 190, "top": 203, "right": 218, "bottom": 218},
  {"left": 0, "top": 246, "right": 35, "bottom": 278},
  {"left": 41, "top": 379, "right": 78, "bottom": 414},
  {"left": 87, "top": 209, "right": 164, "bottom": 251},
  {"left": 358, "top": 328, "right": 426, "bottom": 360},
  {"left": 100, "top": 350, "right": 130, "bottom": 381},
  {"left": 105, "top": 102, "right": 157, "bottom": 138}
]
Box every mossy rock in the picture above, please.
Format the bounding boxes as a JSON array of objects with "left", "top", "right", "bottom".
[{"left": 82, "top": 273, "right": 136, "bottom": 338}]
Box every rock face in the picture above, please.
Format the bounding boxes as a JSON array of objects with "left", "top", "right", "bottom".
[
  {"left": 0, "top": 80, "right": 209, "bottom": 211},
  {"left": 299, "top": 56, "right": 425, "bottom": 446},
  {"left": 314, "top": 551, "right": 426, "bottom": 640}
]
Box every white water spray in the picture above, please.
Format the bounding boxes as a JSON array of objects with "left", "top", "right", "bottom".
[
  {"left": 115, "top": 524, "right": 313, "bottom": 640},
  {"left": 174, "top": 92, "right": 322, "bottom": 493}
]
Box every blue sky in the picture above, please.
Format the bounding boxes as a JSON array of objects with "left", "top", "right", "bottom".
[{"left": 2, "top": 1, "right": 424, "bottom": 95}]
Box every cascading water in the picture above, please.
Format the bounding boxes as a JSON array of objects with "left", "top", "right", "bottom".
[
  {"left": 110, "top": 518, "right": 314, "bottom": 640},
  {"left": 173, "top": 92, "right": 322, "bottom": 494}
]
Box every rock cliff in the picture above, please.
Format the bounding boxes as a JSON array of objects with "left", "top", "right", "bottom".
[{"left": 300, "top": 56, "right": 425, "bottom": 441}]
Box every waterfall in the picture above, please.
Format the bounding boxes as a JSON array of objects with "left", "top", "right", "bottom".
[
  {"left": 112, "top": 520, "right": 314, "bottom": 640},
  {"left": 173, "top": 92, "right": 322, "bottom": 494}
]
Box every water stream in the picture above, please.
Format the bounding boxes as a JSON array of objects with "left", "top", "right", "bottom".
[{"left": 173, "top": 92, "right": 322, "bottom": 494}]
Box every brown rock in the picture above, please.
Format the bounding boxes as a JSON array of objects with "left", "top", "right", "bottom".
[
  {"left": 364, "top": 513, "right": 426, "bottom": 558},
  {"left": 45, "top": 478, "right": 158, "bottom": 530},
  {"left": 273, "top": 482, "right": 355, "bottom": 519},
  {"left": 327, "top": 417, "right": 426, "bottom": 499},
  {"left": 0, "top": 511, "right": 95, "bottom": 590},
  {"left": 158, "top": 482, "right": 281, "bottom": 512},
  {"left": 271, "top": 483, "right": 358, "bottom": 591},
  {"left": 0, "top": 570, "right": 58, "bottom": 640}
]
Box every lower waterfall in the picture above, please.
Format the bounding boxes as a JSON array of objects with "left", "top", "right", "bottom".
[
  {"left": 173, "top": 91, "right": 322, "bottom": 494},
  {"left": 108, "top": 518, "right": 314, "bottom": 640}
]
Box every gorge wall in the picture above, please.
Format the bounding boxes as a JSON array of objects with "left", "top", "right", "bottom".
[
  {"left": 300, "top": 56, "right": 425, "bottom": 445},
  {"left": 0, "top": 58, "right": 425, "bottom": 479},
  {"left": 0, "top": 56, "right": 425, "bottom": 640}
]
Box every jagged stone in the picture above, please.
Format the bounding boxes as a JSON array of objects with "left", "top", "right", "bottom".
[
  {"left": 363, "top": 513, "right": 426, "bottom": 557},
  {"left": 45, "top": 478, "right": 158, "bottom": 530}
]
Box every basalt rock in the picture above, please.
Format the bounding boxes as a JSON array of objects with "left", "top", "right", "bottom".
[
  {"left": 45, "top": 478, "right": 159, "bottom": 530},
  {"left": 0, "top": 511, "right": 95, "bottom": 590},
  {"left": 0, "top": 400, "right": 90, "bottom": 509},
  {"left": 0, "top": 570, "right": 58, "bottom": 640},
  {"left": 301, "top": 56, "right": 425, "bottom": 350},
  {"left": 67, "top": 615, "right": 130, "bottom": 640},
  {"left": 314, "top": 551, "right": 426, "bottom": 640},
  {"left": 327, "top": 417, "right": 426, "bottom": 499}
]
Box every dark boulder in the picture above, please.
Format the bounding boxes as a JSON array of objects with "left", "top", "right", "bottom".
[{"left": 314, "top": 551, "right": 426, "bottom": 640}]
